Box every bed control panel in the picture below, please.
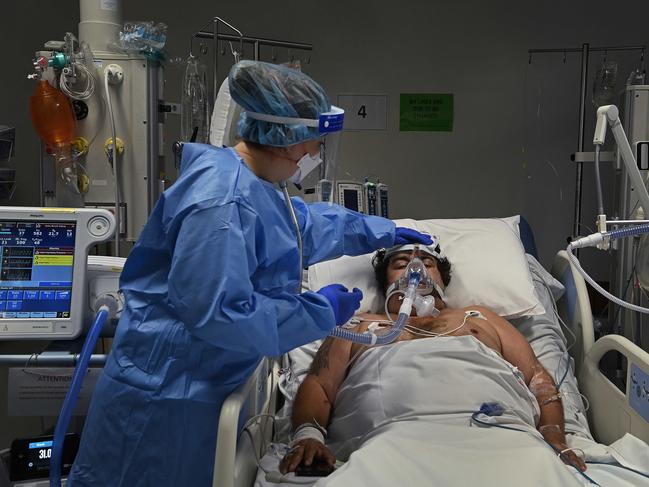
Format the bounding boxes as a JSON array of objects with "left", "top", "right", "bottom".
[{"left": 630, "top": 363, "right": 649, "bottom": 423}]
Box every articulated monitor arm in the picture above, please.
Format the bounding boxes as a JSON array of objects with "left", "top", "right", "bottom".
[
  {"left": 565, "top": 106, "right": 649, "bottom": 316},
  {"left": 593, "top": 105, "right": 649, "bottom": 223}
]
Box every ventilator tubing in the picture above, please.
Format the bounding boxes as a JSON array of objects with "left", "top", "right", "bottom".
[
  {"left": 329, "top": 304, "right": 408, "bottom": 345},
  {"left": 329, "top": 268, "right": 422, "bottom": 345},
  {"left": 567, "top": 223, "right": 649, "bottom": 315},
  {"left": 609, "top": 223, "right": 649, "bottom": 240},
  {"left": 50, "top": 307, "right": 109, "bottom": 487}
]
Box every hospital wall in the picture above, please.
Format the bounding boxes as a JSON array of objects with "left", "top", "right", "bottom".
[
  {"left": 128, "top": 0, "right": 649, "bottom": 281},
  {"left": 0, "top": 0, "right": 648, "bottom": 454},
  {"left": 4, "top": 0, "right": 649, "bottom": 278}
]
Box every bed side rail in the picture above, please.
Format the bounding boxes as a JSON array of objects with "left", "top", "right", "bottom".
[
  {"left": 580, "top": 334, "right": 649, "bottom": 444},
  {"left": 212, "top": 357, "right": 278, "bottom": 487},
  {"left": 550, "top": 250, "right": 596, "bottom": 376}
]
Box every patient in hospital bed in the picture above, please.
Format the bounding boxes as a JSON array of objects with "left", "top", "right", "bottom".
[{"left": 279, "top": 243, "right": 588, "bottom": 477}]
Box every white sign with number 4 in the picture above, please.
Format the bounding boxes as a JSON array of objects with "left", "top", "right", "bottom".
[{"left": 337, "top": 95, "right": 388, "bottom": 130}]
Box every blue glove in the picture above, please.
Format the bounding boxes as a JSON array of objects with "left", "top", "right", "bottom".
[
  {"left": 317, "top": 284, "right": 363, "bottom": 326},
  {"left": 394, "top": 227, "right": 433, "bottom": 246}
]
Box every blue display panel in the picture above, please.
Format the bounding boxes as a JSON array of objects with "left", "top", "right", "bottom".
[
  {"left": 630, "top": 363, "right": 649, "bottom": 423},
  {"left": 0, "top": 221, "right": 75, "bottom": 319}
]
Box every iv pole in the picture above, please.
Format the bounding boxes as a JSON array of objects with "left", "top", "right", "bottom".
[
  {"left": 528, "top": 43, "right": 646, "bottom": 243},
  {"left": 191, "top": 17, "right": 313, "bottom": 102}
]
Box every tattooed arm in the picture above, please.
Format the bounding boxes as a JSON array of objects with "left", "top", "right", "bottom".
[
  {"left": 280, "top": 335, "right": 355, "bottom": 473},
  {"left": 291, "top": 335, "right": 355, "bottom": 429}
]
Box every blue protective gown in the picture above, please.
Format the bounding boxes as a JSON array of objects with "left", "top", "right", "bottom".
[{"left": 67, "top": 144, "right": 395, "bottom": 486}]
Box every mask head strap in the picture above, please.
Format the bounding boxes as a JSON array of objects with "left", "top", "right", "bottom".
[
  {"left": 245, "top": 106, "right": 345, "bottom": 135},
  {"left": 382, "top": 237, "right": 444, "bottom": 262}
]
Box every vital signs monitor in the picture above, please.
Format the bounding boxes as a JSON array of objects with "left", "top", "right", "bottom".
[{"left": 0, "top": 207, "right": 115, "bottom": 340}]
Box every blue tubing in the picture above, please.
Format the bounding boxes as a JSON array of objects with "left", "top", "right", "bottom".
[
  {"left": 329, "top": 310, "right": 409, "bottom": 345},
  {"left": 608, "top": 223, "right": 649, "bottom": 240},
  {"left": 50, "top": 308, "right": 108, "bottom": 487}
]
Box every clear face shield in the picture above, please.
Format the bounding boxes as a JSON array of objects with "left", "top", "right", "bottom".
[
  {"left": 316, "top": 127, "right": 342, "bottom": 201},
  {"left": 244, "top": 106, "right": 344, "bottom": 201}
]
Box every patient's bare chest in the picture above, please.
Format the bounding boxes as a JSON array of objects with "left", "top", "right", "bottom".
[{"left": 400, "top": 311, "right": 502, "bottom": 354}]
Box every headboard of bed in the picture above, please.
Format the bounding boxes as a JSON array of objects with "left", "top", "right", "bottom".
[{"left": 518, "top": 215, "right": 539, "bottom": 260}]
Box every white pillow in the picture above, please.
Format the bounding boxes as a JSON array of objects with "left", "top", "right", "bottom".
[{"left": 307, "top": 215, "right": 545, "bottom": 319}]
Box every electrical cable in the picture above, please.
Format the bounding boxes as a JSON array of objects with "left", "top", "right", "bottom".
[
  {"left": 585, "top": 461, "right": 649, "bottom": 479},
  {"left": 470, "top": 410, "right": 601, "bottom": 486},
  {"left": 59, "top": 62, "right": 95, "bottom": 100},
  {"left": 238, "top": 364, "right": 285, "bottom": 482},
  {"left": 402, "top": 313, "right": 471, "bottom": 338},
  {"left": 556, "top": 352, "right": 571, "bottom": 389},
  {"left": 609, "top": 264, "right": 636, "bottom": 334},
  {"left": 609, "top": 238, "right": 641, "bottom": 335},
  {"left": 529, "top": 268, "right": 590, "bottom": 415}
]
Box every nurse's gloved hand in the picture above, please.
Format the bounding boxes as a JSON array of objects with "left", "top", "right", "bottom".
[
  {"left": 394, "top": 227, "right": 433, "bottom": 246},
  {"left": 317, "top": 284, "right": 363, "bottom": 326}
]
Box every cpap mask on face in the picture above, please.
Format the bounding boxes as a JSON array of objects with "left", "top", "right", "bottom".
[{"left": 384, "top": 243, "right": 446, "bottom": 317}]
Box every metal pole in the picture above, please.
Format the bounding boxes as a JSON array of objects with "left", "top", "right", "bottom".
[
  {"left": 573, "top": 43, "right": 590, "bottom": 241},
  {"left": 0, "top": 354, "right": 108, "bottom": 366},
  {"left": 146, "top": 61, "right": 159, "bottom": 213},
  {"left": 606, "top": 220, "right": 649, "bottom": 225},
  {"left": 254, "top": 40, "right": 260, "bottom": 61},
  {"left": 529, "top": 45, "right": 645, "bottom": 55},
  {"left": 213, "top": 19, "right": 219, "bottom": 104},
  {"left": 39, "top": 142, "right": 45, "bottom": 206},
  {"left": 195, "top": 31, "right": 313, "bottom": 51}
]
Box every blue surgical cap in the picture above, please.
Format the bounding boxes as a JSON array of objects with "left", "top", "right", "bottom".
[{"left": 228, "top": 60, "right": 332, "bottom": 147}]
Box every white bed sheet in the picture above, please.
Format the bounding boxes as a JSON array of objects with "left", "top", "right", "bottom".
[
  {"left": 257, "top": 335, "right": 649, "bottom": 487},
  {"left": 275, "top": 255, "right": 591, "bottom": 442},
  {"left": 260, "top": 255, "right": 649, "bottom": 486},
  {"left": 255, "top": 427, "right": 649, "bottom": 487}
]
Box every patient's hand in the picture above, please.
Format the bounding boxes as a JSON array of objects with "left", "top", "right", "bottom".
[
  {"left": 541, "top": 427, "right": 587, "bottom": 472},
  {"left": 279, "top": 439, "right": 336, "bottom": 474}
]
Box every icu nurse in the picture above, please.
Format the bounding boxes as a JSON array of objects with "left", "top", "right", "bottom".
[{"left": 67, "top": 61, "right": 431, "bottom": 486}]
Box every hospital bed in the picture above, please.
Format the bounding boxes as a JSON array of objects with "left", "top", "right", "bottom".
[
  {"left": 552, "top": 250, "right": 649, "bottom": 445},
  {"left": 211, "top": 217, "right": 649, "bottom": 487}
]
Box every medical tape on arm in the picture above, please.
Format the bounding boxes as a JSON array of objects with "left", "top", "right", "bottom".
[
  {"left": 289, "top": 423, "right": 327, "bottom": 447},
  {"left": 529, "top": 364, "right": 562, "bottom": 405}
]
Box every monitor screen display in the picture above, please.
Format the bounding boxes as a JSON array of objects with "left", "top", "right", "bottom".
[
  {"left": 343, "top": 189, "right": 359, "bottom": 211},
  {"left": 0, "top": 221, "right": 75, "bottom": 319},
  {"left": 10, "top": 434, "right": 79, "bottom": 481}
]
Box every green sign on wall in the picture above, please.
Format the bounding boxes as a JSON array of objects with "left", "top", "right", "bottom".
[{"left": 399, "top": 93, "right": 454, "bottom": 132}]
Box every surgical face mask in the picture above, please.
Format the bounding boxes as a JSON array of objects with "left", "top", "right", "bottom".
[{"left": 289, "top": 151, "right": 322, "bottom": 184}]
